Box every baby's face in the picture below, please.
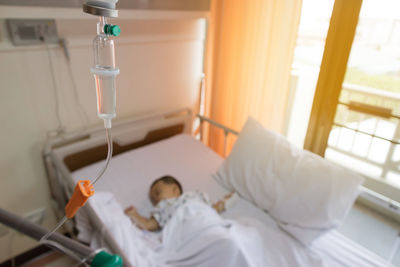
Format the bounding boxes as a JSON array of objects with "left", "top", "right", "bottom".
[{"left": 149, "top": 181, "right": 180, "bottom": 206}]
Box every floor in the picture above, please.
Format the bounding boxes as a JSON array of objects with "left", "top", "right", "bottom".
[
  {"left": 40, "top": 256, "right": 77, "bottom": 267},
  {"left": 20, "top": 252, "right": 77, "bottom": 267},
  {"left": 338, "top": 203, "right": 400, "bottom": 266},
  {"left": 18, "top": 203, "right": 400, "bottom": 267}
]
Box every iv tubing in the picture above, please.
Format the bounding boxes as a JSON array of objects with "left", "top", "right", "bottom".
[
  {"left": 40, "top": 216, "right": 68, "bottom": 242},
  {"left": 91, "top": 127, "right": 113, "bottom": 186},
  {"left": 40, "top": 128, "right": 113, "bottom": 258}
]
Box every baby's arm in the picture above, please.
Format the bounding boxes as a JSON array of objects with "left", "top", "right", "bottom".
[
  {"left": 212, "top": 192, "right": 235, "bottom": 213},
  {"left": 124, "top": 206, "right": 159, "bottom": 231}
]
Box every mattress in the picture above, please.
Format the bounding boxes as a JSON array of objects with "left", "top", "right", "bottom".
[{"left": 71, "top": 134, "right": 391, "bottom": 267}]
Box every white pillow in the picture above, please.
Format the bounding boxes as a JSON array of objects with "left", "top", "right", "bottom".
[{"left": 213, "top": 117, "right": 364, "bottom": 245}]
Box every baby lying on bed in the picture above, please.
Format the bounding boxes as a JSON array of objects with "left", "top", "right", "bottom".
[
  {"left": 124, "top": 175, "right": 263, "bottom": 267},
  {"left": 124, "top": 175, "right": 234, "bottom": 231}
]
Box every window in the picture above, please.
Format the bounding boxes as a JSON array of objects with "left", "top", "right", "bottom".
[{"left": 325, "top": 0, "right": 400, "bottom": 189}]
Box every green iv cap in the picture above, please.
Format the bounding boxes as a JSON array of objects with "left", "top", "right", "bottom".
[
  {"left": 104, "top": 24, "right": 121, "bottom": 37},
  {"left": 91, "top": 251, "right": 123, "bottom": 267}
]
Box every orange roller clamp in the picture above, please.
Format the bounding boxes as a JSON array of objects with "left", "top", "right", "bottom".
[{"left": 65, "top": 180, "right": 95, "bottom": 219}]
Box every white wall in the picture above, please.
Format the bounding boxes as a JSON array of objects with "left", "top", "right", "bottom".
[{"left": 0, "top": 16, "right": 205, "bottom": 261}]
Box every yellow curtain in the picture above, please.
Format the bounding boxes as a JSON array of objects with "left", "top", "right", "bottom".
[{"left": 205, "top": 0, "right": 302, "bottom": 155}]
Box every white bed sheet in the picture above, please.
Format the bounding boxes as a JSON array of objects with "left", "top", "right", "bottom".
[
  {"left": 73, "top": 134, "right": 229, "bottom": 218},
  {"left": 72, "top": 134, "right": 391, "bottom": 267}
]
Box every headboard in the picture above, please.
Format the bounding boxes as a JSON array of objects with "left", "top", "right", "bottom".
[
  {"left": 46, "top": 108, "right": 192, "bottom": 171},
  {"left": 64, "top": 123, "right": 184, "bottom": 171}
]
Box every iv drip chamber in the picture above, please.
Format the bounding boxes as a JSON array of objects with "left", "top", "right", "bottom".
[{"left": 91, "top": 17, "right": 120, "bottom": 128}]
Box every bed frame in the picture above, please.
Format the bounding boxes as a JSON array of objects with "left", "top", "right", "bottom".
[{"left": 43, "top": 108, "right": 400, "bottom": 261}]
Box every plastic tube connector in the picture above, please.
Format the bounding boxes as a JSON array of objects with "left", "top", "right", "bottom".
[
  {"left": 104, "top": 24, "right": 121, "bottom": 36},
  {"left": 65, "top": 180, "right": 95, "bottom": 219},
  {"left": 104, "top": 118, "right": 112, "bottom": 128}
]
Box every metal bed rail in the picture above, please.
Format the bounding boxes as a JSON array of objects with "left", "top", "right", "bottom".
[
  {"left": 197, "top": 114, "right": 239, "bottom": 157},
  {"left": 0, "top": 208, "right": 93, "bottom": 265},
  {"left": 196, "top": 114, "right": 400, "bottom": 217}
]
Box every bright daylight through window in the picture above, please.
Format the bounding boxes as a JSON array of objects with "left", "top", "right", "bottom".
[{"left": 323, "top": 0, "right": 400, "bottom": 188}]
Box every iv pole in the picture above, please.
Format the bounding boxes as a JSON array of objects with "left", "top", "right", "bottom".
[{"left": 0, "top": 1, "right": 123, "bottom": 266}]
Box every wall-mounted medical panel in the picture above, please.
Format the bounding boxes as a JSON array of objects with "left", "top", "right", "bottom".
[{"left": 6, "top": 19, "right": 59, "bottom": 46}]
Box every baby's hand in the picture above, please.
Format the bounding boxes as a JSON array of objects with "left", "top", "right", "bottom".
[
  {"left": 213, "top": 201, "right": 225, "bottom": 213},
  {"left": 124, "top": 206, "right": 139, "bottom": 217},
  {"left": 213, "top": 192, "right": 236, "bottom": 213},
  {"left": 124, "top": 206, "right": 159, "bottom": 231}
]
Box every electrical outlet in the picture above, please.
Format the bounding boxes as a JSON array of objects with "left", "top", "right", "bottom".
[{"left": 6, "top": 19, "right": 59, "bottom": 46}]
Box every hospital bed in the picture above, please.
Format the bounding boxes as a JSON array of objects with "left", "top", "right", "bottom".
[{"left": 43, "top": 108, "right": 393, "bottom": 266}]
